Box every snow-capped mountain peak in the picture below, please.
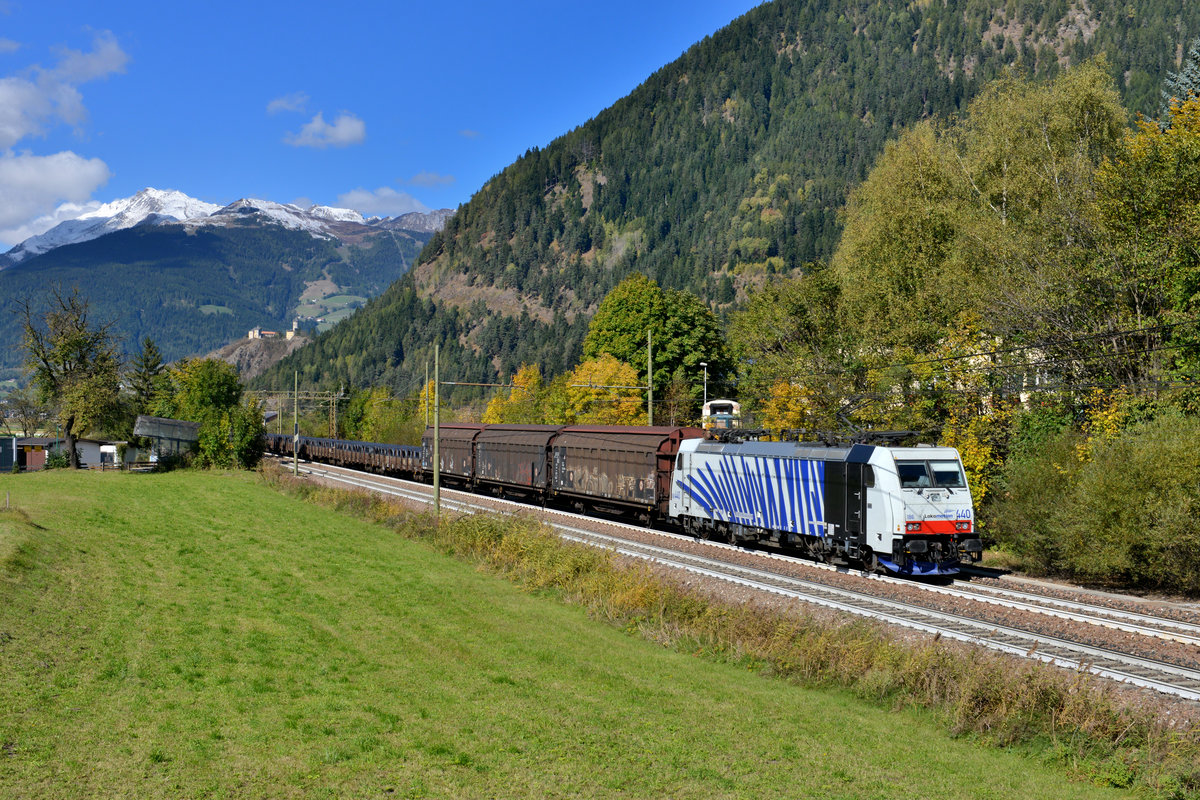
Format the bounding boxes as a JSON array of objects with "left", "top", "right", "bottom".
[
  {"left": 1, "top": 187, "right": 452, "bottom": 268},
  {"left": 3, "top": 188, "right": 221, "bottom": 264},
  {"left": 306, "top": 204, "right": 365, "bottom": 225},
  {"left": 201, "top": 198, "right": 362, "bottom": 237},
  {"left": 76, "top": 187, "right": 221, "bottom": 225}
]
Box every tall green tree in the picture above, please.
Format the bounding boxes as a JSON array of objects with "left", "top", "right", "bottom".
[
  {"left": 154, "top": 358, "right": 264, "bottom": 468},
  {"left": 1161, "top": 37, "right": 1200, "bottom": 121},
  {"left": 729, "top": 262, "right": 851, "bottom": 429},
  {"left": 1097, "top": 94, "right": 1200, "bottom": 381},
  {"left": 583, "top": 274, "right": 730, "bottom": 414},
  {"left": 831, "top": 60, "right": 1128, "bottom": 384},
  {"left": 18, "top": 288, "right": 122, "bottom": 468},
  {"left": 129, "top": 336, "right": 165, "bottom": 414}
]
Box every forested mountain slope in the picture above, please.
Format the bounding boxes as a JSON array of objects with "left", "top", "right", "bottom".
[{"left": 260, "top": 0, "right": 1200, "bottom": 393}]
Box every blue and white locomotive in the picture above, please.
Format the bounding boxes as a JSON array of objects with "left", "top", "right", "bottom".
[{"left": 669, "top": 437, "right": 980, "bottom": 576}]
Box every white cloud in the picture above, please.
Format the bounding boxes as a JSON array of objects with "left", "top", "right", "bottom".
[
  {"left": 336, "top": 187, "right": 429, "bottom": 217},
  {"left": 407, "top": 171, "right": 454, "bottom": 187},
  {"left": 267, "top": 91, "right": 308, "bottom": 114},
  {"left": 48, "top": 30, "right": 128, "bottom": 83},
  {"left": 459, "top": 129, "right": 480, "bottom": 139},
  {"left": 0, "top": 31, "right": 126, "bottom": 248},
  {"left": 285, "top": 112, "right": 366, "bottom": 148},
  {"left": 0, "top": 150, "right": 111, "bottom": 244},
  {"left": 0, "top": 76, "right": 55, "bottom": 147},
  {"left": 0, "top": 30, "right": 128, "bottom": 148}
]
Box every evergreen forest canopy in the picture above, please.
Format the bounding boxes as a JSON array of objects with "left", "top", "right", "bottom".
[{"left": 259, "top": 0, "right": 1200, "bottom": 397}]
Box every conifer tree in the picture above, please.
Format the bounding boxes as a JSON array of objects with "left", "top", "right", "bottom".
[
  {"left": 130, "top": 336, "right": 164, "bottom": 414},
  {"left": 1162, "top": 37, "right": 1200, "bottom": 123}
]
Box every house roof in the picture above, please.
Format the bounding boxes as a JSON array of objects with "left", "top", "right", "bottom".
[{"left": 133, "top": 415, "right": 201, "bottom": 442}]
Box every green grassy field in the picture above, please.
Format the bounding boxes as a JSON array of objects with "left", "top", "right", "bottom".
[
  {"left": 295, "top": 294, "right": 366, "bottom": 332},
  {"left": 0, "top": 470, "right": 1138, "bottom": 799}
]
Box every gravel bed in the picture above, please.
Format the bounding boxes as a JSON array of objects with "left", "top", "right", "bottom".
[
  {"left": 396, "top": 480, "right": 1200, "bottom": 677},
  {"left": 960, "top": 573, "right": 1200, "bottom": 624}
]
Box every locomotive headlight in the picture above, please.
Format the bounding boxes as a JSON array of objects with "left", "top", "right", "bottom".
[
  {"left": 905, "top": 522, "right": 922, "bottom": 532},
  {"left": 955, "top": 521, "right": 972, "bottom": 532}
]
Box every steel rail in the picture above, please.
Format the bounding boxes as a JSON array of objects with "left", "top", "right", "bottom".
[{"left": 544, "top": 523, "right": 1200, "bottom": 696}]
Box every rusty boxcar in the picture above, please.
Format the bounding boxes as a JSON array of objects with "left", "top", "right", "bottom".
[
  {"left": 550, "top": 425, "right": 705, "bottom": 521},
  {"left": 473, "top": 424, "right": 559, "bottom": 498},
  {"left": 421, "top": 423, "right": 484, "bottom": 486}
]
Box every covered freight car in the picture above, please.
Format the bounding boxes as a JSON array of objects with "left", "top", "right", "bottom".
[
  {"left": 473, "top": 424, "right": 559, "bottom": 498},
  {"left": 551, "top": 425, "right": 705, "bottom": 522},
  {"left": 421, "top": 423, "right": 484, "bottom": 486}
]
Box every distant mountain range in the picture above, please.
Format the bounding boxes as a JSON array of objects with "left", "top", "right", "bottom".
[
  {"left": 0, "top": 188, "right": 451, "bottom": 378},
  {"left": 0, "top": 188, "right": 452, "bottom": 268}
]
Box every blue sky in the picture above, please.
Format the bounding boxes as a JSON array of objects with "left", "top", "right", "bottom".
[{"left": 0, "top": 0, "right": 763, "bottom": 248}]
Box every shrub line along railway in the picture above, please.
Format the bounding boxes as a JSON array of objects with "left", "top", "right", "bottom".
[{"left": 266, "top": 433, "right": 1200, "bottom": 704}]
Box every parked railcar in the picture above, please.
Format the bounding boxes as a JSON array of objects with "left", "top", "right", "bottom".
[
  {"left": 420, "top": 423, "right": 485, "bottom": 487},
  {"left": 669, "top": 438, "right": 979, "bottom": 575},
  {"left": 265, "top": 432, "right": 292, "bottom": 458},
  {"left": 473, "top": 424, "right": 559, "bottom": 499},
  {"left": 550, "top": 425, "right": 705, "bottom": 523},
  {"left": 265, "top": 433, "right": 421, "bottom": 476}
]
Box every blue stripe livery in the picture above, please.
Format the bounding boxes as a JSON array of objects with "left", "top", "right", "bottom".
[{"left": 679, "top": 456, "right": 826, "bottom": 537}]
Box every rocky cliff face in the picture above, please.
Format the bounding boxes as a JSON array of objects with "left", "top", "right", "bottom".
[{"left": 207, "top": 334, "right": 311, "bottom": 382}]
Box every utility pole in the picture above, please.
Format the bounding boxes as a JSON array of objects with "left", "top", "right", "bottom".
[
  {"left": 330, "top": 385, "right": 343, "bottom": 439},
  {"left": 425, "top": 360, "right": 429, "bottom": 428},
  {"left": 292, "top": 370, "right": 298, "bottom": 476},
  {"left": 439, "top": 343, "right": 444, "bottom": 513},
  {"left": 647, "top": 329, "right": 654, "bottom": 426}
]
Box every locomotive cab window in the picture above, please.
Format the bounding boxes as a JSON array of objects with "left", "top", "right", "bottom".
[
  {"left": 897, "top": 461, "right": 931, "bottom": 489},
  {"left": 930, "top": 460, "right": 966, "bottom": 488}
]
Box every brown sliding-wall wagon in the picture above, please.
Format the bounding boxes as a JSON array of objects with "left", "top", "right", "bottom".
[{"left": 549, "top": 425, "right": 705, "bottom": 524}]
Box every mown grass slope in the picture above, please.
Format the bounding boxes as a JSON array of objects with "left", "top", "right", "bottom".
[{"left": 0, "top": 470, "right": 1136, "bottom": 799}]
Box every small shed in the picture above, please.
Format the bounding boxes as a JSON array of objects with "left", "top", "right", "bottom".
[
  {"left": 0, "top": 436, "right": 16, "bottom": 471},
  {"left": 72, "top": 438, "right": 138, "bottom": 469},
  {"left": 134, "top": 415, "right": 201, "bottom": 459},
  {"left": 15, "top": 437, "right": 64, "bottom": 471}
]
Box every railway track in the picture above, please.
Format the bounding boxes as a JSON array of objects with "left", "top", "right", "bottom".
[{"left": 276, "top": 457, "right": 1200, "bottom": 703}]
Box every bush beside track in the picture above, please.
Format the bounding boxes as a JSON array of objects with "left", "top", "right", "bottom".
[
  {"left": 987, "top": 412, "right": 1200, "bottom": 594},
  {"left": 262, "top": 463, "right": 1200, "bottom": 798}
]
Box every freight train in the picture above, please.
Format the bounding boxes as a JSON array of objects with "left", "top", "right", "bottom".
[{"left": 265, "top": 424, "right": 981, "bottom": 576}]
